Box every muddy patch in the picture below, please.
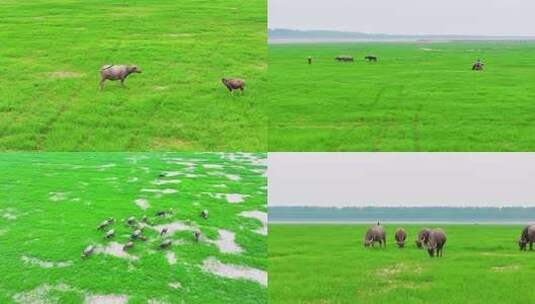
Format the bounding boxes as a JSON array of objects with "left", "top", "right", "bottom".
[
  {"left": 208, "top": 230, "right": 243, "bottom": 254},
  {"left": 47, "top": 71, "right": 84, "bottom": 79},
  {"left": 202, "top": 257, "right": 267, "bottom": 287},
  {"left": 21, "top": 255, "right": 73, "bottom": 268},
  {"left": 134, "top": 198, "right": 150, "bottom": 210},
  {"left": 239, "top": 211, "right": 267, "bottom": 235},
  {"left": 95, "top": 242, "right": 138, "bottom": 260},
  {"left": 85, "top": 294, "right": 128, "bottom": 304}
]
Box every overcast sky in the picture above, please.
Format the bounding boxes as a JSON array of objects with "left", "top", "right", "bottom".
[
  {"left": 269, "top": 153, "right": 535, "bottom": 207},
  {"left": 269, "top": 0, "right": 535, "bottom": 36}
]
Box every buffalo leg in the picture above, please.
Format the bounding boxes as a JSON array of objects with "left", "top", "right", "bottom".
[
  {"left": 120, "top": 78, "right": 125, "bottom": 88},
  {"left": 240, "top": 87, "right": 244, "bottom": 95},
  {"left": 100, "top": 78, "right": 106, "bottom": 91},
  {"left": 530, "top": 242, "right": 533, "bottom": 251}
]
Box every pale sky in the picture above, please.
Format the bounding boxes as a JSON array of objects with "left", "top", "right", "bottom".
[
  {"left": 269, "top": 0, "right": 535, "bottom": 36},
  {"left": 268, "top": 153, "right": 535, "bottom": 207}
]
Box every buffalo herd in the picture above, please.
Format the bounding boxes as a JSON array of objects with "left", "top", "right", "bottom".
[
  {"left": 98, "top": 64, "right": 245, "bottom": 94},
  {"left": 308, "top": 55, "right": 484, "bottom": 71},
  {"left": 363, "top": 223, "right": 447, "bottom": 258},
  {"left": 364, "top": 222, "right": 533, "bottom": 257}
]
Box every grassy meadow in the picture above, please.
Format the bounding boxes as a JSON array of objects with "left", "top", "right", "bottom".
[
  {"left": 0, "top": 153, "right": 267, "bottom": 303},
  {"left": 0, "top": 0, "right": 266, "bottom": 151},
  {"left": 268, "top": 42, "right": 535, "bottom": 151},
  {"left": 269, "top": 224, "right": 535, "bottom": 304}
]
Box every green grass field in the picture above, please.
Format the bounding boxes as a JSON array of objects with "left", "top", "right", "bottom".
[
  {"left": 269, "top": 224, "right": 535, "bottom": 304},
  {"left": 268, "top": 42, "right": 535, "bottom": 151},
  {"left": 0, "top": 0, "right": 266, "bottom": 151},
  {"left": 0, "top": 153, "right": 267, "bottom": 303}
]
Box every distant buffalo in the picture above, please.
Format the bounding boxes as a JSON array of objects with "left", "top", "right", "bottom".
[
  {"left": 395, "top": 228, "right": 407, "bottom": 248},
  {"left": 307, "top": 56, "right": 312, "bottom": 64},
  {"left": 364, "top": 223, "right": 386, "bottom": 248},
  {"left": 472, "top": 60, "right": 484, "bottom": 71},
  {"left": 222, "top": 78, "right": 245, "bottom": 95},
  {"left": 365, "top": 55, "right": 377, "bottom": 62},
  {"left": 335, "top": 55, "right": 354, "bottom": 62},
  {"left": 519, "top": 225, "right": 535, "bottom": 251},
  {"left": 427, "top": 229, "right": 447, "bottom": 257},
  {"left": 100, "top": 64, "right": 142, "bottom": 91},
  {"left": 415, "top": 228, "right": 431, "bottom": 249}
]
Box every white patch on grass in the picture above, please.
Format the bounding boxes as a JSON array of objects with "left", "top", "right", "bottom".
[
  {"left": 491, "top": 265, "right": 519, "bottom": 272},
  {"left": 208, "top": 230, "right": 243, "bottom": 254},
  {"left": 166, "top": 252, "right": 176, "bottom": 265},
  {"left": 201, "top": 257, "right": 267, "bottom": 287},
  {"left": 225, "top": 194, "right": 246, "bottom": 204},
  {"left": 84, "top": 294, "right": 128, "bottom": 304},
  {"left": 141, "top": 188, "right": 178, "bottom": 194},
  {"left": 239, "top": 211, "right": 267, "bottom": 235},
  {"left": 95, "top": 164, "right": 116, "bottom": 171},
  {"left": 21, "top": 255, "right": 72, "bottom": 268},
  {"left": 49, "top": 192, "right": 67, "bottom": 202},
  {"left": 47, "top": 71, "right": 84, "bottom": 79},
  {"left": 203, "top": 164, "right": 223, "bottom": 169},
  {"left": 169, "top": 282, "right": 182, "bottom": 289},
  {"left": 95, "top": 242, "right": 138, "bottom": 260},
  {"left": 152, "top": 179, "right": 181, "bottom": 185},
  {"left": 13, "top": 283, "right": 77, "bottom": 304},
  {"left": 226, "top": 174, "right": 240, "bottom": 181},
  {"left": 149, "top": 221, "right": 192, "bottom": 235},
  {"left": 134, "top": 198, "right": 150, "bottom": 210}
]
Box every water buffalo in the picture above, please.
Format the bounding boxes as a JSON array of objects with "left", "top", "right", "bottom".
[
  {"left": 472, "top": 60, "right": 484, "bottom": 71},
  {"left": 200, "top": 209, "right": 209, "bottom": 219},
  {"left": 519, "top": 225, "right": 535, "bottom": 251},
  {"left": 415, "top": 228, "right": 431, "bottom": 248},
  {"left": 222, "top": 78, "right": 245, "bottom": 95},
  {"left": 365, "top": 55, "right": 377, "bottom": 62},
  {"left": 364, "top": 223, "right": 386, "bottom": 248},
  {"left": 81, "top": 245, "right": 95, "bottom": 259},
  {"left": 307, "top": 56, "right": 312, "bottom": 64},
  {"left": 335, "top": 55, "right": 354, "bottom": 62},
  {"left": 395, "top": 228, "right": 407, "bottom": 248},
  {"left": 100, "top": 64, "right": 142, "bottom": 90},
  {"left": 427, "top": 229, "right": 447, "bottom": 257}
]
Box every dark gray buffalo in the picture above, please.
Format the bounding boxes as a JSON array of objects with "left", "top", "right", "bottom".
[
  {"left": 364, "top": 223, "right": 386, "bottom": 248},
  {"left": 222, "top": 78, "right": 245, "bottom": 95},
  {"left": 365, "top": 55, "right": 378, "bottom": 62},
  {"left": 415, "top": 228, "right": 431, "bottom": 248},
  {"left": 335, "top": 55, "right": 354, "bottom": 62},
  {"left": 100, "top": 64, "right": 142, "bottom": 90},
  {"left": 395, "top": 228, "right": 407, "bottom": 248},
  {"left": 519, "top": 225, "right": 535, "bottom": 251},
  {"left": 427, "top": 229, "right": 447, "bottom": 257}
]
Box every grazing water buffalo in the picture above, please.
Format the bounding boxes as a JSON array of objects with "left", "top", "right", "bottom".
[
  {"left": 519, "top": 225, "right": 535, "bottom": 251},
  {"left": 395, "top": 228, "right": 407, "bottom": 248},
  {"left": 222, "top": 78, "right": 245, "bottom": 95},
  {"left": 427, "top": 229, "right": 447, "bottom": 257},
  {"left": 472, "top": 60, "right": 484, "bottom": 71},
  {"left": 100, "top": 64, "right": 142, "bottom": 90},
  {"left": 123, "top": 241, "right": 135, "bottom": 251},
  {"left": 194, "top": 230, "right": 202, "bottom": 242},
  {"left": 160, "top": 239, "right": 172, "bottom": 249},
  {"left": 365, "top": 55, "right": 377, "bottom": 62},
  {"left": 335, "top": 55, "right": 354, "bottom": 62},
  {"left": 364, "top": 223, "right": 386, "bottom": 248},
  {"left": 415, "top": 228, "right": 431, "bottom": 248},
  {"left": 81, "top": 245, "right": 95, "bottom": 259}
]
